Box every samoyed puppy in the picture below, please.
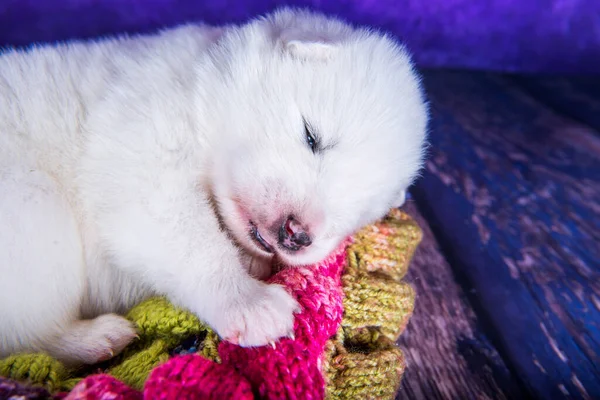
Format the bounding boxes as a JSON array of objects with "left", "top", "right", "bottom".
[{"left": 0, "top": 8, "right": 428, "bottom": 365}]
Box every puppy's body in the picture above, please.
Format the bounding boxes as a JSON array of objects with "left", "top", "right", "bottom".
[{"left": 0, "top": 9, "right": 427, "bottom": 364}]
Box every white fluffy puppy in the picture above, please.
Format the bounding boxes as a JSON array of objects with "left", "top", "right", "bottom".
[{"left": 0, "top": 8, "right": 427, "bottom": 365}]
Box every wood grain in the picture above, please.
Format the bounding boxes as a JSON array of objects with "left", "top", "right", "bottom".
[
  {"left": 511, "top": 75, "right": 600, "bottom": 132},
  {"left": 412, "top": 70, "right": 600, "bottom": 399},
  {"left": 396, "top": 201, "right": 525, "bottom": 400}
]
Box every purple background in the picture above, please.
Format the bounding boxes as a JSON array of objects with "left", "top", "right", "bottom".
[{"left": 0, "top": 0, "right": 599, "bottom": 74}]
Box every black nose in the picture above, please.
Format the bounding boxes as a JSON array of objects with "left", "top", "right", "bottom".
[{"left": 278, "top": 216, "right": 312, "bottom": 251}]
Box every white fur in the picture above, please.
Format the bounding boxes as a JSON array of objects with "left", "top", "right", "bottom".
[{"left": 0, "top": 8, "right": 428, "bottom": 363}]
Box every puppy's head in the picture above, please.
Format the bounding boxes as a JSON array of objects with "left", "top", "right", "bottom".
[{"left": 203, "top": 8, "right": 428, "bottom": 266}]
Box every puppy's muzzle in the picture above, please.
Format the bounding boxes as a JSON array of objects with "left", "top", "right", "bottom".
[{"left": 278, "top": 216, "right": 312, "bottom": 251}]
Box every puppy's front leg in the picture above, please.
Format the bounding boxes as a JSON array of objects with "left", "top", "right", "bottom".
[
  {"left": 100, "top": 187, "right": 299, "bottom": 347},
  {"left": 175, "top": 236, "right": 299, "bottom": 347}
]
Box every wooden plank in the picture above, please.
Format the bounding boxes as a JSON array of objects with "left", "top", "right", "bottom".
[
  {"left": 396, "top": 201, "right": 525, "bottom": 399},
  {"left": 510, "top": 75, "right": 600, "bottom": 132},
  {"left": 412, "top": 70, "right": 600, "bottom": 399}
]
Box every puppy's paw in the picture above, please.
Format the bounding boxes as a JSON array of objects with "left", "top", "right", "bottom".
[
  {"left": 82, "top": 314, "right": 139, "bottom": 362},
  {"left": 49, "top": 314, "right": 138, "bottom": 365},
  {"left": 214, "top": 283, "right": 300, "bottom": 347}
]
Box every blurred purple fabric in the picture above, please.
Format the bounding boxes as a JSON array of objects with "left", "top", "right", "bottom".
[{"left": 0, "top": 0, "right": 598, "bottom": 74}]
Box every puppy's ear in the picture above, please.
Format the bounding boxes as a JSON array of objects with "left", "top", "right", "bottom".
[{"left": 281, "top": 29, "right": 338, "bottom": 60}]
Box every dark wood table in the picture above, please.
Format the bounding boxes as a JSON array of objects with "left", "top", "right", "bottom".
[{"left": 395, "top": 72, "right": 599, "bottom": 400}]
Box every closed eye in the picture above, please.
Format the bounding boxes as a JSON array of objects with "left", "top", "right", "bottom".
[{"left": 303, "top": 118, "right": 318, "bottom": 153}]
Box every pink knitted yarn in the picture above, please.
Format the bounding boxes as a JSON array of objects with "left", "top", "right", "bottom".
[
  {"left": 65, "top": 240, "right": 349, "bottom": 400},
  {"left": 144, "top": 354, "right": 253, "bottom": 400},
  {"left": 64, "top": 374, "right": 141, "bottom": 400},
  {"left": 218, "top": 241, "right": 348, "bottom": 400}
]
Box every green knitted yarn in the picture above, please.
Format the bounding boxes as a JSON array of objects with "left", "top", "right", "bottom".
[
  {"left": 349, "top": 210, "right": 422, "bottom": 282},
  {"left": 0, "top": 297, "right": 220, "bottom": 392},
  {"left": 108, "top": 298, "right": 222, "bottom": 390},
  {"left": 324, "top": 208, "right": 421, "bottom": 400},
  {"left": 126, "top": 297, "right": 205, "bottom": 348},
  {"left": 325, "top": 329, "right": 406, "bottom": 400},
  {"left": 108, "top": 339, "right": 171, "bottom": 390},
  {"left": 0, "top": 353, "right": 70, "bottom": 392},
  {"left": 342, "top": 275, "right": 416, "bottom": 340}
]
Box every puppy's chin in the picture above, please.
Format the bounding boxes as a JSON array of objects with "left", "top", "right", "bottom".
[{"left": 275, "top": 236, "right": 343, "bottom": 267}]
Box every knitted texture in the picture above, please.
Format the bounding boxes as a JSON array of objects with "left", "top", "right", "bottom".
[
  {"left": 0, "top": 353, "right": 71, "bottom": 392},
  {"left": 342, "top": 209, "right": 420, "bottom": 338},
  {"left": 64, "top": 374, "right": 142, "bottom": 400},
  {"left": 0, "top": 209, "right": 421, "bottom": 400},
  {"left": 217, "top": 243, "right": 347, "bottom": 400},
  {"left": 323, "top": 208, "right": 420, "bottom": 399},
  {"left": 144, "top": 355, "right": 254, "bottom": 400}
]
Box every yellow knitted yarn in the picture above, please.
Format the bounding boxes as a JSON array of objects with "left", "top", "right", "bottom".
[
  {"left": 0, "top": 209, "right": 421, "bottom": 399},
  {"left": 324, "top": 208, "right": 421, "bottom": 400}
]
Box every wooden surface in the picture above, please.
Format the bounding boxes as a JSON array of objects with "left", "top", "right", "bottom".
[
  {"left": 396, "top": 202, "right": 525, "bottom": 400},
  {"left": 511, "top": 75, "right": 600, "bottom": 132},
  {"left": 407, "top": 71, "right": 600, "bottom": 399}
]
